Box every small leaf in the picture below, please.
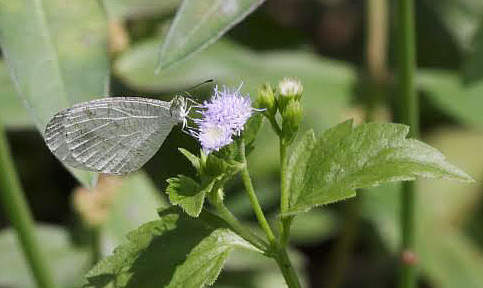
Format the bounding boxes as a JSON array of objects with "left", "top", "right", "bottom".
[
  {"left": 85, "top": 207, "right": 261, "bottom": 288},
  {"left": 166, "top": 175, "right": 206, "bottom": 217},
  {"left": 0, "top": 0, "right": 109, "bottom": 187},
  {"left": 179, "top": 148, "right": 201, "bottom": 172},
  {"left": 287, "top": 120, "right": 474, "bottom": 215},
  {"left": 203, "top": 154, "right": 230, "bottom": 179},
  {"left": 244, "top": 113, "right": 263, "bottom": 144},
  {"left": 157, "top": 0, "right": 265, "bottom": 70},
  {"left": 167, "top": 228, "right": 260, "bottom": 288}
]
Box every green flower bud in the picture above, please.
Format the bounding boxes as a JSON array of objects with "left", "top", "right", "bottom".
[
  {"left": 277, "top": 77, "right": 303, "bottom": 112},
  {"left": 282, "top": 99, "right": 302, "bottom": 144},
  {"left": 256, "top": 83, "right": 276, "bottom": 116}
]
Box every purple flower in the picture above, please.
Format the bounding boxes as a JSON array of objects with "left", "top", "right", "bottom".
[{"left": 191, "top": 84, "right": 254, "bottom": 153}]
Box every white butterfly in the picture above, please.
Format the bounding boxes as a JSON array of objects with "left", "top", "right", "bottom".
[{"left": 44, "top": 96, "right": 189, "bottom": 175}]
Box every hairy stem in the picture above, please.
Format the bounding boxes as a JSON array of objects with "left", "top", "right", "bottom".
[
  {"left": 210, "top": 189, "right": 268, "bottom": 252},
  {"left": 396, "top": 0, "right": 419, "bottom": 287},
  {"left": 0, "top": 125, "right": 57, "bottom": 288}
]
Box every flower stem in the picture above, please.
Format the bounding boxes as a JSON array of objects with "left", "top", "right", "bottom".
[
  {"left": 239, "top": 139, "right": 302, "bottom": 288},
  {"left": 396, "top": 0, "right": 419, "bottom": 287},
  {"left": 239, "top": 140, "right": 276, "bottom": 243},
  {"left": 210, "top": 189, "right": 268, "bottom": 252},
  {"left": 0, "top": 125, "right": 57, "bottom": 288},
  {"left": 279, "top": 139, "right": 292, "bottom": 245}
]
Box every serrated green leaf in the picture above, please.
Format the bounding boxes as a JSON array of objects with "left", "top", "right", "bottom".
[
  {"left": 167, "top": 228, "right": 260, "bottom": 288},
  {"left": 204, "top": 154, "right": 230, "bottom": 179},
  {"left": 287, "top": 120, "right": 473, "bottom": 215},
  {"left": 166, "top": 175, "right": 207, "bottom": 217},
  {"left": 0, "top": 226, "right": 91, "bottom": 288},
  {"left": 157, "top": 0, "right": 265, "bottom": 70},
  {"left": 179, "top": 148, "right": 201, "bottom": 172},
  {"left": 85, "top": 207, "right": 260, "bottom": 288},
  {"left": 0, "top": 0, "right": 109, "bottom": 187},
  {"left": 0, "top": 61, "right": 32, "bottom": 129},
  {"left": 286, "top": 129, "right": 316, "bottom": 207},
  {"left": 102, "top": 0, "right": 180, "bottom": 19}
]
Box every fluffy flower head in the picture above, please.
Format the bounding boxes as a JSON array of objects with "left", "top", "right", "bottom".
[{"left": 192, "top": 84, "right": 253, "bottom": 153}]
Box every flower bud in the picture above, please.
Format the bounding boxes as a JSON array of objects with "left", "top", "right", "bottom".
[
  {"left": 277, "top": 77, "right": 303, "bottom": 112},
  {"left": 282, "top": 99, "right": 302, "bottom": 144},
  {"left": 257, "top": 83, "right": 276, "bottom": 116}
]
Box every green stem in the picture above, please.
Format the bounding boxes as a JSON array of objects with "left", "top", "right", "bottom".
[
  {"left": 239, "top": 140, "right": 276, "bottom": 243},
  {"left": 396, "top": 0, "right": 419, "bottom": 287},
  {"left": 279, "top": 139, "right": 292, "bottom": 245},
  {"left": 0, "top": 126, "right": 57, "bottom": 288},
  {"left": 239, "top": 139, "right": 302, "bottom": 288},
  {"left": 210, "top": 190, "right": 269, "bottom": 252},
  {"left": 273, "top": 243, "right": 303, "bottom": 288}
]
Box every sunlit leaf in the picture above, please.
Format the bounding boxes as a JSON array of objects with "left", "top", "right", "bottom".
[
  {"left": 166, "top": 175, "right": 206, "bottom": 217},
  {"left": 0, "top": 226, "right": 91, "bottom": 288},
  {"left": 287, "top": 121, "right": 473, "bottom": 215},
  {"left": 157, "top": 0, "right": 265, "bottom": 70},
  {"left": 0, "top": 0, "right": 109, "bottom": 187}
]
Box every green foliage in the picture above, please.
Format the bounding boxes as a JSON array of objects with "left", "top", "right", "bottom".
[
  {"left": 286, "top": 120, "right": 473, "bottom": 215},
  {"left": 0, "top": 226, "right": 91, "bottom": 288},
  {"left": 0, "top": 0, "right": 109, "bottom": 187},
  {"left": 115, "top": 39, "right": 354, "bottom": 131},
  {"left": 166, "top": 175, "right": 205, "bottom": 217},
  {"left": 102, "top": 0, "right": 180, "bottom": 19},
  {"left": 157, "top": 0, "right": 266, "bottom": 70},
  {"left": 84, "top": 207, "right": 261, "bottom": 288},
  {"left": 464, "top": 18, "right": 483, "bottom": 83},
  {"left": 100, "top": 172, "right": 168, "bottom": 256},
  {"left": 418, "top": 70, "right": 483, "bottom": 129},
  {"left": 0, "top": 61, "right": 32, "bottom": 128}
]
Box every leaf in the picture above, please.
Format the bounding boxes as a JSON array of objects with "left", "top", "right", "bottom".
[
  {"left": 0, "top": 61, "right": 32, "bottom": 128},
  {"left": 99, "top": 172, "right": 168, "bottom": 256},
  {"left": 157, "top": 0, "right": 265, "bottom": 70},
  {"left": 243, "top": 113, "right": 263, "bottom": 145},
  {"left": 418, "top": 69, "right": 483, "bottom": 128},
  {"left": 102, "top": 0, "right": 180, "bottom": 19},
  {"left": 286, "top": 129, "right": 316, "bottom": 207},
  {"left": 464, "top": 18, "right": 483, "bottom": 83},
  {"left": 167, "top": 228, "right": 260, "bottom": 288},
  {"left": 179, "top": 148, "right": 201, "bottom": 172},
  {"left": 85, "top": 207, "right": 261, "bottom": 288},
  {"left": 166, "top": 175, "right": 207, "bottom": 217},
  {"left": 0, "top": 225, "right": 91, "bottom": 288},
  {"left": 0, "top": 0, "right": 109, "bottom": 187},
  {"left": 286, "top": 120, "right": 473, "bottom": 215}
]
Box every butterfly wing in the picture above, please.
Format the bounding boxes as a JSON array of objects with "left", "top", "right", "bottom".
[{"left": 45, "top": 97, "right": 181, "bottom": 174}]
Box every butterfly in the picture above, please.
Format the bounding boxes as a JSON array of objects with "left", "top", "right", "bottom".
[{"left": 44, "top": 96, "right": 189, "bottom": 175}]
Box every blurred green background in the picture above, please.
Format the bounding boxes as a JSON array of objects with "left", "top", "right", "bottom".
[{"left": 1, "top": 0, "right": 483, "bottom": 287}]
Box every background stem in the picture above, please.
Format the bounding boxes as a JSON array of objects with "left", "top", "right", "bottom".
[
  {"left": 396, "top": 0, "right": 419, "bottom": 287},
  {"left": 0, "top": 125, "right": 57, "bottom": 288}
]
